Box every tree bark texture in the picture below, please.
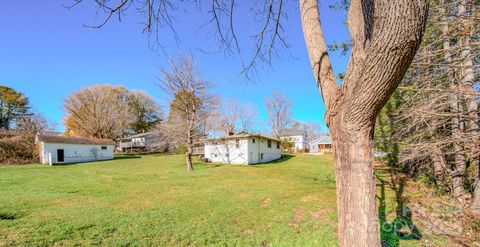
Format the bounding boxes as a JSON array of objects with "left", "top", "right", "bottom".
[
  {"left": 458, "top": 0, "right": 480, "bottom": 213},
  {"left": 300, "top": 0, "right": 429, "bottom": 246}
]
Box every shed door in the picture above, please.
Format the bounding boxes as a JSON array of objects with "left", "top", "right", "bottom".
[{"left": 57, "top": 149, "right": 64, "bottom": 163}]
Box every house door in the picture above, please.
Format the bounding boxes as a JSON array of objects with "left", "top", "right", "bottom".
[
  {"left": 57, "top": 149, "right": 64, "bottom": 163},
  {"left": 319, "top": 144, "right": 325, "bottom": 153}
]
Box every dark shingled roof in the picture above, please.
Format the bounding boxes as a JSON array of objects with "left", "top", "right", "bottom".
[
  {"left": 35, "top": 134, "right": 115, "bottom": 146},
  {"left": 279, "top": 128, "right": 307, "bottom": 137}
]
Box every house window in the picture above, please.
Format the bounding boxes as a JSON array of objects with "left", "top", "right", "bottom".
[
  {"left": 252, "top": 138, "right": 255, "bottom": 143},
  {"left": 277, "top": 142, "right": 280, "bottom": 149},
  {"left": 101, "top": 146, "right": 107, "bottom": 150},
  {"left": 267, "top": 140, "right": 271, "bottom": 148},
  {"left": 260, "top": 153, "right": 264, "bottom": 159},
  {"left": 236, "top": 139, "right": 240, "bottom": 148}
]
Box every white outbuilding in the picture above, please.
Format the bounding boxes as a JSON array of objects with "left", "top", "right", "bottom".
[
  {"left": 35, "top": 134, "right": 115, "bottom": 165},
  {"left": 204, "top": 133, "right": 282, "bottom": 165}
]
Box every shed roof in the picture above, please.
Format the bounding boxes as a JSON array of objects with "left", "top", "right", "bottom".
[
  {"left": 36, "top": 134, "right": 115, "bottom": 146},
  {"left": 279, "top": 128, "right": 307, "bottom": 137},
  {"left": 310, "top": 135, "right": 332, "bottom": 145}
]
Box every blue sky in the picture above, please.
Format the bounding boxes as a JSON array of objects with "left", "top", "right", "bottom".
[{"left": 0, "top": 0, "right": 350, "bottom": 133}]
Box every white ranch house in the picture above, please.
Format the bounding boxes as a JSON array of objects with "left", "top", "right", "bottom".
[
  {"left": 279, "top": 128, "right": 308, "bottom": 152},
  {"left": 35, "top": 134, "right": 115, "bottom": 165},
  {"left": 204, "top": 133, "right": 282, "bottom": 165}
]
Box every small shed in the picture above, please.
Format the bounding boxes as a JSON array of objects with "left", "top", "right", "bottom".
[
  {"left": 204, "top": 133, "right": 281, "bottom": 165},
  {"left": 35, "top": 135, "right": 115, "bottom": 165}
]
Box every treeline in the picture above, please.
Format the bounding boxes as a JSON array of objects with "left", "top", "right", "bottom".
[
  {"left": 0, "top": 86, "right": 54, "bottom": 164},
  {"left": 375, "top": 0, "right": 479, "bottom": 212}
]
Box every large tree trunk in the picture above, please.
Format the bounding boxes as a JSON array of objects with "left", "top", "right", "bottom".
[
  {"left": 457, "top": 0, "right": 480, "bottom": 214},
  {"left": 186, "top": 144, "right": 194, "bottom": 171},
  {"left": 431, "top": 146, "right": 448, "bottom": 188},
  {"left": 443, "top": 1, "right": 468, "bottom": 202},
  {"left": 331, "top": 125, "right": 379, "bottom": 245},
  {"left": 300, "top": 0, "right": 428, "bottom": 246}
]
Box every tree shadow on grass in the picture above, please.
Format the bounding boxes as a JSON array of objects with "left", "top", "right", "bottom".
[
  {"left": 250, "top": 154, "right": 295, "bottom": 167},
  {"left": 114, "top": 155, "right": 142, "bottom": 160},
  {"left": 377, "top": 171, "right": 422, "bottom": 247}
]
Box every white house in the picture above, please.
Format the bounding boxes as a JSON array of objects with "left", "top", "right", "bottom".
[
  {"left": 35, "top": 135, "right": 115, "bottom": 165},
  {"left": 204, "top": 133, "right": 282, "bottom": 165},
  {"left": 309, "top": 135, "right": 333, "bottom": 153},
  {"left": 279, "top": 128, "right": 308, "bottom": 152}
]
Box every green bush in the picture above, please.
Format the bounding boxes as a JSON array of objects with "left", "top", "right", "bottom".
[{"left": 177, "top": 144, "right": 188, "bottom": 155}]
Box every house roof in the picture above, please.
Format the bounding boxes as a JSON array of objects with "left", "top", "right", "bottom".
[
  {"left": 36, "top": 134, "right": 115, "bottom": 146},
  {"left": 310, "top": 135, "right": 332, "bottom": 145},
  {"left": 279, "top": 128, "right": 307, "bottom": 137},
  {"left": 119, "top": 132, "right": 153, "bottom": 140},
  {"left": 206, "top": 133, "right": 280, "bottom": 142}
]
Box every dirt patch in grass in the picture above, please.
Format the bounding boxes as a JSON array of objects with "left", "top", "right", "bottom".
[
  {"left": 261, "top": 197, "right": 271, "bottom": 207},
  {"left": 310, "top": 208, "right": 336, "bottom": 229},
  {"left": 288, "top": 208, "right": 306, "bottom": 229}
]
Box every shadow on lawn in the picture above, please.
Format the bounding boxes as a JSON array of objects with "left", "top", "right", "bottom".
[
  {"left": 376, "top": 170, "right": 422, "bottom": 247},
  {"left": 114, "top": 155, "right": 142, "bottom": 160},
  {"left": 249, "top": 154, "right": 295, "bottom": 167}
]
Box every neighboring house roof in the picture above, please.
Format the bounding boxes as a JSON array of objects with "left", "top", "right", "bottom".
[
  {"left": 279, "top": 128, "right": 307, "bottom": 137},
  {"left": 206, "top": 133, "right": 280, "bottom": 142},
  {"left": 119, "top": 132, "right": 153, "bottom": 140},
  {"left": 36, "top": 134, "right": 115, "bottom": 146},
  {"left": 42, "top": 131, "right": 64, "bottom": 136},
  {"left": 310, "top": 135, "right": 332, "bottom": 145}
]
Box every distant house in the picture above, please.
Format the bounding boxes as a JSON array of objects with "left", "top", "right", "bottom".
[
  {"left": 279, "top": 128, "right": 308, "bottom": 152},
  {"left": 117, "top": 132, "right": 162, "bottom": 152},
  {"left": 204, "top": 133, "right": 282, "bottom": 165},
  {"left": 309, "top": 135, "right": 333, "bottom": 153},
  {"left": 35, "top": 134, "right": 115, "bottom": 165}
]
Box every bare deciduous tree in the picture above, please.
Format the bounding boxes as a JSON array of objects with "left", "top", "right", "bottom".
[
  {"left": 15, "top": 112, "right": 55, "bottom": 135},
  {"left": 159, "top": 54, "right": 216, "bottom": 171},
  {"left": 265, "top": 92, "right": 293, "bottom": 138},
  {"left": 238, "top": 102, "right": 257, "bottom": 133},
  {"left": 219, "top": 99, "right": 240, "bottom": 136},
  {"left": 214, "top": 99, "right": 258, "bottom": 136},
  {"left": 377, "top": 0, "right": 479, "bottom": 212},
  {"left": 64, "top": 85, "right": 133, "bottom": 139},
  {"left": 299, "top": 120, "right": 323, "bottom": 144}
]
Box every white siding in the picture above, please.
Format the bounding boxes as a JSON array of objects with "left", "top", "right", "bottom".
[
  {"left": 205, "top": 137, "right": 281, "bottom": 165},
  {"left": 205, "top": 139, "right": 249, "bottom": 164},
  {"left": 280, "top": 134, "right": 307, "bottom": 151},
  {"left": 39, "top": 142, "right": 114, "bottom": 164},
  {"left": 251, "top": 138, "right": 282, "bottom": 163}
]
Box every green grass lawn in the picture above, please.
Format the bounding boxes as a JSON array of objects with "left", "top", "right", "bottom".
[{"left": 0, "top": 154, "right": 447, "bottom": 246}]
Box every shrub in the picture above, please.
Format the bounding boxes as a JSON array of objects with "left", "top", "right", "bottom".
[{"left": 0, "top": 131, "right": 37, "bottom": 165}]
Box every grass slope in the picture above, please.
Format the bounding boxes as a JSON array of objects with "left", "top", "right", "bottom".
[{"left": 0, "top": 154, "right": 449, "bottom": 246}]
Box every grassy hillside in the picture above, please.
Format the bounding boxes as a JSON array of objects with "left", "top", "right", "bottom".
[{"left": 0, "top": 154, "right": 453, "bottom": 246}]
